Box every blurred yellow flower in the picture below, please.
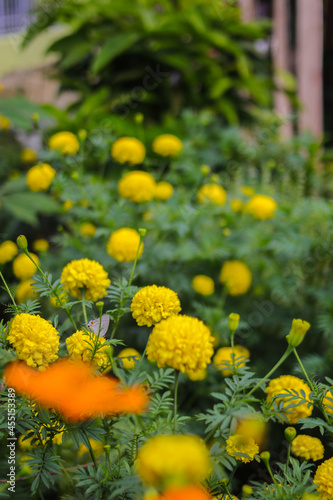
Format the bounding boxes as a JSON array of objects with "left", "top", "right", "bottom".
[
  {"left": 241, "top": 186, "right": 255, "bottom": 197},
  {"left": 32, "top": 239, "right": 49, "bottom": 252},
  {"left": 226, "top": 434, "right": 259, "bottom": 463},
  {"left": 16, "top": 279, "right": 36, "bottom": 304},
  {"left": 111, "top": 137, "right": 145, "bottom": 165},
  {"left": 314, "top": 457, "right": 333, "bottom": 499},
  {"left": 26, "top": 163, "right": 56, "bottom": 192},
  {"left": 192, "top": 275, "right": 215, "bottom": 296},
  {"left": 21, "top": 148, "right": 37, "bottom": 164},
  {"left": 13, "top": 253, "right": 39, "bottom": 280},
  {"left": 107, "top": 228, "right": 143, "bottom": 262},
  {"left": 291, "top": 435, "right": 324, "bottom": 461},
  {"left": 118, "top": 348, "right": 140, "bottom": 369},
  {"left": 63, "top": 200, "right": 73, "bottom": 211},
  {"left": 131, "top": 285, "right": 181, "bottom": 327},
  {"left": 61, "top": 258, "right": 110, "bottom": 301},
  {"left": 230, "top": 199, "right": 243, "bottom": 213},
  {"left": 118, "top": 170, "right": 156, "bottom": 203},
  {"left": 244, "top": 194, "right": 277, "bottom": 220},
  {"left": 219, "top": 260, "right": 252, "bottom": 296},
  {"left": 322, "top": 388, "right": 333, "bottom": 415},
  {"left": 0, "top": 240, "right": 18, "bottom": 264},
  {"left": 234, "top": 414, "right": 266, "bottom": 448},
  {"left": 186, "top": 368, "right": 207, "bottom": 381},
  {"left": 80, "top": 222, "right": 96, "bottom": 237},
  {"left": 197, "top": 184, "right": 226, "bottom": 206},
  {"left": 213, "top": 345, "right": 250, "bottom": 376},
  {"left": 66, "top": 330, "right": 111, "bottom": 370},
  {"left": 49, "top": 291, "right": 67, "bottom": 308},
  {"left": 77, "top": 438, "right": 105, "bottom": 458},
  {"left": 0, "top": 115, "right": 11, "bottom": 130},
  {"left": 154, "top": 181, "right": 174, "bottom": 200},
  {"left": 152, "top": 134, "right": 183, "bottom": 157},
  {"left": 49, "top": 131, "right": 79, "bottom": 155},
  {"left": 136, "top": 434, "right": 211, "bottom": 486}
]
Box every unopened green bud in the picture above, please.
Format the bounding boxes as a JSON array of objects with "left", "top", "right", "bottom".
[
  {"left": 78, "top": 129, "right": 87, "bottom": 141},
  {"left": 229, "top": 313, "right": 240, "bottom": 332},
  {"left": 284, "top": 426, "right": 297, "bottom": 443},
  {"left": 17, "top": 235, "right": 28, "bottom": 251},
  {"left": 134, "top": 113, "right": 144, "bottom": 124},
  {"left": 242, "top": 484, "right": 253, "bottom": 496},
  {"left": 286, "top": 318, "right": 310, "bottom": 348},
  {"left": 103, "top": 444, "right": 111, "bottom": 451},
  {"left": 138, "top": 228, "right": 147, "bottom": 237},
  {"left": 96, "top": 301, "right": 104, "bottom": 314},
  {"left": 260, "top": 451, "right": 270, "bottom": 464}
]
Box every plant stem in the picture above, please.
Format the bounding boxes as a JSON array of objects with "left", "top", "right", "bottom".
[
  {"left": 81, "top": 290, "right": 88, "bottom": 323},
  {"left": 293, "top": 348, "right": 314, "bottom": 391},
  {"left": 82, "top": 429, "right": 97, "bottom": 469},
  {"left": 248, "top": 345, "right": 293, "bottom": 396},
  {"left": 285, "top": 442, "right": 291, "bottom": 474},
  {"left": 173, "top": 370, "right": 180, "bottom": 434},
  {"left": 0, "top": 271, "right": 17, "bottom": 309}
]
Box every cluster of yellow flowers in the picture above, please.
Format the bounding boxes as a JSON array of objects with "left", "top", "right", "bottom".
[
  {"left": 26, "top": 163, "right": 56, "bottom": 192},
  {"left": 7, "top": 313, "right": 59, "bottom": 369},
  {"left": 61, "top": 258, "right": 110, "bottom": 301},
  {"left": 107, "top": 228, "right": 143, "bottom": 262}
]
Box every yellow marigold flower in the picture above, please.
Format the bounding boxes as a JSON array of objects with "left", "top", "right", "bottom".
[
  {"left": 314, "top": 457, "right": 333, "bottom": 499},
  {"left": 7, "top": 313, "right": 59, "bottom": 369},
  {"left": 186, "top": 368, "right": 207, "bottom": 381},
  {"left": 146, "top": 315, "right": 214, "bottom": 373},
  {"left": 21, "top": 148, "right": 37, "bottom": 164},
  {"left": 0, "top": 115, "right": 11, "bottom": 130},
  {"left": 230, "top": 199, "right": 243, "bottom": 213},
  {"left": 192, "top": 275, "right": 215, "bottom": 296},
  {"left": 16, "top": 279, "right": 36, "bottom": 304},
  {"left": 322, "top": 388, "right": 333, "bottom": 415},
  {"left": 131, "top": 285, "right": 181, "bottom": 327},
  {"left": 13, "top": 253, "right": 39, "bottom": 280},
  {"left": 61, "top": 258, "right": 110, "bottom": 301},
  {"left": 78, "top": 438, "right": 105, "bottom": 458},
  {"left": 286, "top": 318, "right": 311, "bottom": 348},
  {"left": 265, "top": 375, "right": 313, "bottom": 424},
  {"left": 49, "top": 131, "right": 79, "bottom": 155},
  {"left": 63, "top": 199, "right": 73, "bottom": 211},
  {"left": 213, "top": 345, "right": 250, "bottom": 376},
  {"left": 197, "top": 184, "right": 227, "bottom": 206},
  {"left": 235, "top": 414, "right": 266, "bottom": 448},
  {"left": 136, "top": 434, "right": 211, "bottom": 486},
  {"left": 66, "top": 330, "right": 110, "bottom": 369},
  {"left": 107, "top": 228, "right": 143, "bottom": 262},
  {"left": 32, "top": 239, "right": 49, "bottom": 253},
  {"left": 80, "top": 222, "right": 96, "bottom": 237},
  {"left": 241, "top": 186, "right": 255, "bottom": 197},
  {"left": 0, "top": 240, "right": 18, "bottom": 264},
  {"left": 226, "top": 434, "right": 259, "bottom": 463},
  {"left": 155, "top": 181, "right": 174, "bottom": 200},
  {"left": 118, "top": 348, "right": 140, "bottom": 370},
  {"left": 219, "top": 260, "right": 252, "bottom": 296},
  {"left": 118, "top": 170, "right": 156, "bottom": 203},
  {"left": 26, "top": 163, "right": 56, "bottom": 192},
  {"left": 152, "top": 134, "right": 183, "bottom": 157},
  {"left": 244, "top": 194, "right": 277, "bottom": 220},
  {"left": 291, "top": 435, "right": 324, "bottom": 461},
  {"left": 111, "top": 137, "right": 145, "bottom": 165}
]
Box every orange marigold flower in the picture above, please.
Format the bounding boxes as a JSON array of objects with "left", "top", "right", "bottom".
[{"left": 159, "top": 486, "right": 213, "bottom": 500}]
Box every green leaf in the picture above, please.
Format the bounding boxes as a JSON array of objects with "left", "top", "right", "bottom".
[
  {"left": 61, "top": 41, "right": 93, "bottom": 69},
  {"left": 91, "top": 33, "right": 141, "bottom": 74}
]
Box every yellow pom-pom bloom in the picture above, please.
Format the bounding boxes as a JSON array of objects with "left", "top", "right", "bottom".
[
  {"left": 0, "top": 115, "right": 11, "bottom": 130},
  {"left": 265, "top": 375, "right": 313, "bottom": 424},
  {"left": 154, "top": 182, "right": 174, "bottom": 200},
  {"left": 226, "top": 434, "right": 259, "bottom": 463},
  {"left": 213, "top": 345, "right": 250, "bottom": 376},
  {"left": 111, "top": 137, "right": 145, "bottom": 165},
  {"left": 152, "top": 134, "right": 183, "bottom": 157},
  {"left": 146, "top": 315, "right": 214, "bottom": 373},
  {"left": 219, "top": 260, "right": 252, "bottom": 296},
  {"left": 136, "top": 434, "right": 211, "bottom": 486},
  {"left": 192, "top": 275, "right": 215, "bottom": 296},
  {"left": 230, "top": 199, "right": 243, "bottom": 213},
  {"left": 322, "top": 388, "right": 333, "bottom": 415},
  {"left": 66, "top": 330, "right": 110, "bottom": 369},
  {"left": 291, "top": 435, "right": 324, "bottom": 461},
  {"left": 80, "top": 222, "right": 96, "bottom": 237},
  {"left": 235, "top": 414, "right": 266, "bottom": 448},
  {"left": 241, "top": 186, "right": 255, "bottom": 197},
  {"left": 314, "top": 457, "right": 333, "bottom": 499},
  {"left": 49, "top": 131, "right": 79, "bottom": 155},
  {"left": 131, "top": 285, "right": 181, "bottom": 327},
  {"left": 244, "top": 194, "right": 277, "bottom": 220},
  {"left": 13, "top": 253, "right": 39, "bottom": 280},
  {"left": 118, "top": 171, "right": 156, "bottom": 203},
  {"left": 186, "top": 368, "right": 207, "bottom": 381},
  {"left": 197, "top": 184, "right": 227, "bottom": 206},
  {"left": 16, "top": 279, "right": 36, "bottom": 304},
  {"left": 32, "top": 239, "right": 49, "bottom": 253},
  {"left": 21, "top": 148, "right": 37, "bottom": 164},
  {"left": 7, "top": 313, "right": 59, "bottom": 369},
  {"left": 61, "top": 258, "right": 110, "bottom": 301},
  {"left": 26, "top": 163, "right": 56, "bottom": 192},
  {"left": 118, "top": 348, "right": 140, "bottom": 369},
  {"left": 0, "top": 240, "right": 18, "bottom": 264},
  {"left": 107, "top": 228, "right": 143, "bottom": 262}
]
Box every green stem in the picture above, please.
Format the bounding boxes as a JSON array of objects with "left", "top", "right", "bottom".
[
  {"left": 285, "top": 442, "right": 291, "bottom": 474},
  {"left": 264, "top": 459, "right": 281, "bottom": 491},
  {"left": 81, "top": 290, "right": 88, "bottom": 323},
  {"left": 127, "top": 232, "right": 144, "bottom": 292},
  {"left": 173, "top": 370, "right": 180, "bottom": 434},
  {"left": 248, "top": 345, "right": 293, "bottom": 396},
  {"left": 0, "top": 271, "right": 17, "bottom": 309}
]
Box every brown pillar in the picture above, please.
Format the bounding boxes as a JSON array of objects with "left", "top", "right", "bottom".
[
  {"left": 272, "top": 0, "right": 293, "bottom": 138},
  {"left": 296, "top": 0, "right": 323, "bottom": 136},
  {"left": 238, "top": 0, "right": 256, "bottom": 22}
]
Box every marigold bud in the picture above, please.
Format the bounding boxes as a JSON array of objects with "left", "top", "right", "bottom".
[
  {"left": 16, "top": 235, "right": 28, "bottom": 251},
  {"left": 78, "top": 129, "right": 87, "bottom": 141},
  {"left": 135, "top": 113, "right": 144, "bottom": 124},
  {"left": 286, "top": 318, "right": 311, "bottom": 348},
  {"left": 242, "top": 484, "right": 253, "bottom": 496},
  {"left": 138, "top": 228, "right": 147, "bottom": 237},
  {"left": 228, "top": 313, "right": 240, "bottom": 333},
  {"left": 284, "top": 426, "right": 297, "bottom": 443},
  {"left": 260, "top": 451, "right": 270, "bottom": 464}
]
